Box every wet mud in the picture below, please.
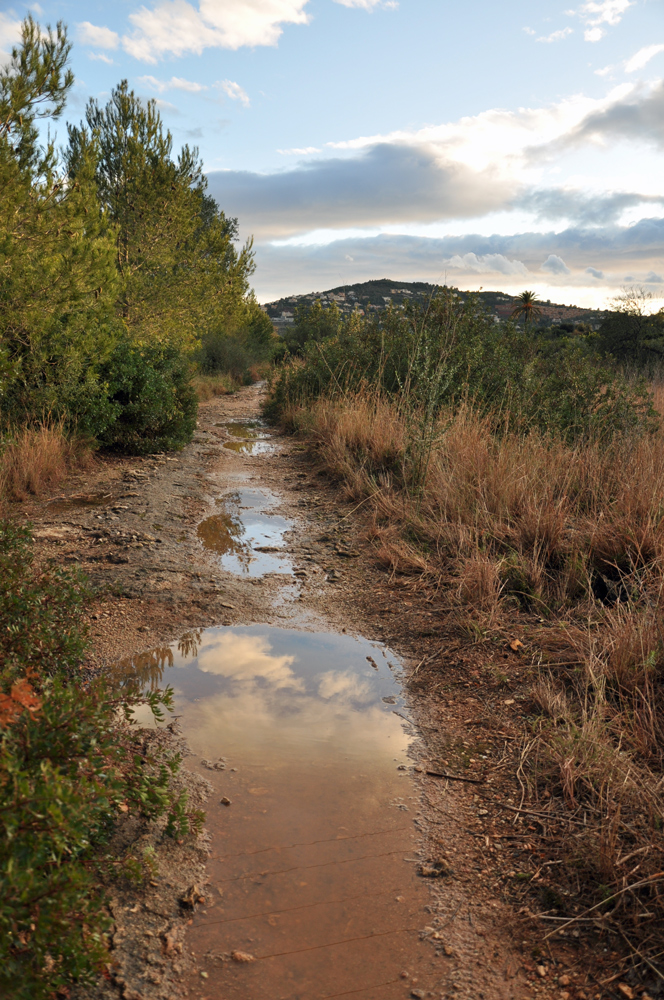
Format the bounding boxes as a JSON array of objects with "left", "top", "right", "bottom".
[{"left": 122, "top": 627, "right": 440, "bottom": 999}]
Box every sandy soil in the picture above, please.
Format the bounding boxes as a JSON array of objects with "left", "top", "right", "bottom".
[{"left": 22, "top": 384, "right": 618, "bottom": 1000}]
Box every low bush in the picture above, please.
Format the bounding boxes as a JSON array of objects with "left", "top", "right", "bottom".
[
  {"left": 99, "top": 337, "right": 198, "bottom": 454},
  {"left": 0, "top": 521, "right": 195, "bottom": 998}
]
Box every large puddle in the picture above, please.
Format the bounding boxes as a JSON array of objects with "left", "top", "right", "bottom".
[
  {"left": 123, "top": 626, "right": 439, "bottom": 999},
  {"left": 197, "top": 490, "right": 292, "bottom": 576},
  {"left": 220, "top": 420, "right": 275, "bottom": 456}
]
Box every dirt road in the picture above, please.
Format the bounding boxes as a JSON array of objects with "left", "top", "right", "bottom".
[{"left": 26, "top": 384, "right": 594, "bottom": 1000}]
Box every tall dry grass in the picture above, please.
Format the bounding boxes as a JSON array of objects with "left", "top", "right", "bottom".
[
  {"left": 0, "top": 424, "right": 92, "bottom": 502},
  {"left": 285, "top": 390, "right": 664, "bottom": 950}
]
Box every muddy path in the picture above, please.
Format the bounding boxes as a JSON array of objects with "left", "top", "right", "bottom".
[{"left": 25, "top": 385, "right": 594, "bottom": 1000}]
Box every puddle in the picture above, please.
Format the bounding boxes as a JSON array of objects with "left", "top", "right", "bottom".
[
  {"left": 219, "top": 421, "right": 275, "bottom": 456},
  {"left": 121, "top": 627, "right": 438, "bottom": 1000},
  {"left": 197, "top": 490, "right": 292, "bottom": 577}
]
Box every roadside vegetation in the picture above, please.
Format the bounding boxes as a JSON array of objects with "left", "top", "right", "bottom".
[
  {"left": 267, "top": 285, "right": 664, "bottom": 975},
  {"left": 0, "top": 16, "right": 282, "bottom": 504},
  {"left": 0, "top": 17, "right": 271, "bottom": 996}
]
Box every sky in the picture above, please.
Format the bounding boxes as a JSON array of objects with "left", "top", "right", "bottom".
[{"left": 1, "top": 0, "right": 663, "bottom": 306}]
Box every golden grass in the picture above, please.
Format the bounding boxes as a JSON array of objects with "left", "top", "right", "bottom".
[
  {"left": 0, "top": 423, "right": 93, "bottom": 502},
  {"left": 193, "top": 373, "right": 238, "bottom": 401},
  {"left": 283, "top": 390, "right": 664, "bottom": 942}
]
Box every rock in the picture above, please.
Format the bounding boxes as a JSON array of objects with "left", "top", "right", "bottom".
[
  {"left": 220, "top": 796, "right": 231, "bottom": 806},
  {"left": 418, "top": 861, "right": 450, "bottom": 878},
  {"left": 411, "top": 991, "right": 425, "bottom": 999},
  {"left": 180, "top": 884, "right": 206, "bottom": 908},
  {"left": 559, "top": 975, "right": 570, "bottom": 986},
  {"left": 231, "top": 950, "right": 255, "bottom": 963},
  {"left": 536, "top": 965, "right": 546, "bottom": 978}
]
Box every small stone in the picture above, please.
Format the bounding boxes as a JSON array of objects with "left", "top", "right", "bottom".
[
  {"left": 231, "top": 950, "right": 255, "bottom": 963},
  {"left": 559, "top": 976, "right": 570, "bottom": 987},
  {"left": 411, "top": 991, "right": 425, "bottom": 999},
  {"left": 617, "top": 986, "right": 634, "bottom": 1000},
  {"left": 220, "top": 796, "right": 231, "bottom": 806},
  {"left": 200, "top": 971, "right": 208, "bottom": 979},
  {"left": 536, "top": 965, "right": 546, "bottom": 978}
]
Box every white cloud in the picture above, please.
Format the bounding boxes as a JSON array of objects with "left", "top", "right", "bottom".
[
  {"left": 89, "top": 52, "right": 115, "bottom": 64},
  {"left": 572, "top": 0, "right": 633, "bottom": 41},
  {"left": 523, "top": 26, "right": 536, "bottom": 36},
  {"left": 277, "top": 146, "right": 321, "bottom": 155},
  {"left": 645, "top": 271, "right": 663, "bottom": 284},
  {"left": 542, "top": 253, "right": 571, "bottom": 275},
  {"left": 625, "top": 44, "right": 664, "bottom": 73},
  {"left": 444, "top": 252, "right": 529, "bottom": 276},
  {"left": 195, "top": 632, "right": 303, "bottom": 690},
  {"left": 219, "top": 79, "right": 250, "bottom": 107},
  {"left": 77, "top": 21, "right": 120, "bottom": 49},
  {"left": 333, "top": 0, "right": 390, "bottom": 7},
  {"left": 122, "top": 0, "right": 310, "bottom": 63},
  {"left": 586, "top": 266, "right": 604, "bottom": 278},
  {"left": 537, "top": 27, "right": 573, "bottom": 43},
  {"left": 0, "top": 12, "right": 22, "bottom": 59},
  {"left": 139, "top": 74, "right": 207, "bottom": 93}
]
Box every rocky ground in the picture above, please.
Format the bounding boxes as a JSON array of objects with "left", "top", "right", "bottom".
[{"left": 21, "top": 384, "right": 632, "bottom": 1000}]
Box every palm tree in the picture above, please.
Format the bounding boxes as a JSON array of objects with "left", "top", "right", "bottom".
[{"left": 511, "top": 291, "right": 542, "bottom": 332}]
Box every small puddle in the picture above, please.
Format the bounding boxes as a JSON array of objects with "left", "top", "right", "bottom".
[
  {"left": 219, "top": 420, "right": 275, "bottom": 456},
  {"left": 121, "top": 627, "right": 438, "bottom": 1000},
  {"left": 197, "top": 490, "right": 292, "bottom": 577}
]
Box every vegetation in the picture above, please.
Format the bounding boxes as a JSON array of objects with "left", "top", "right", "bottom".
[
  {"left": 267, "top": 285, "right": 664, "bottom": 970},
  {"left": 510, "top": 289, "right": 542, "bottom": 330},
  {"left": 0, "top": 16, "right": 270, "bottom": 479},
  {"left": 0, "top": 521, "right": 194, "bottom": 999}
]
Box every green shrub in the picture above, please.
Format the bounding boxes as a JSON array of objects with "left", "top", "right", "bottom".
[
  {"left": 0, "top": 522, "right": 193, "bottom": 998},
  {"left": 99, "top": 336, "right": 198, "bottom": 453},
  {"left": 267, "top": 291, "right": 658, "bottom": 443}
]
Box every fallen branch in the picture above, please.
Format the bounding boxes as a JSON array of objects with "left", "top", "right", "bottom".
[
  {"left": 495, "top": 803, "right": 585, "bottom": 825},
  {"left": 425, "top": 770, "right": 485, "bottom": 785}
]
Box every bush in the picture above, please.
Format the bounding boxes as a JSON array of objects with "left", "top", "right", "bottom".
[
  {"left": 267, "top": 291, "right": 658, "bottom": 443},
  {"left": 0, "top": 522, "right": 192, "bottom": 998},
  {"left": 99, "top": 336, "right": 198, "bottom": 453}
]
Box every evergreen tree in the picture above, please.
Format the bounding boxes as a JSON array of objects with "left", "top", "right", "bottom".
[
  {"left": 0, "top": 18, "right": 119, "bottom": 430},
  {"left": 67, "top": 82, "right": 255, "bottom": 350}
]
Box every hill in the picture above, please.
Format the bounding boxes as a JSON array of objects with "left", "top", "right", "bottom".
[{"left": 261, "top": 279, "right": 608, "bottom": 331}]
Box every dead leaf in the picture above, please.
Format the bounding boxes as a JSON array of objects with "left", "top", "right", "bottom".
[
  {"left": 617, "top": 986, "right": 634, "bottom": 1000},
  {"left": 0, "top": 679, "right": 42, "bottom": 727},
  {"left": 509, "top": 639, "right": 524, "bottom": 652}
]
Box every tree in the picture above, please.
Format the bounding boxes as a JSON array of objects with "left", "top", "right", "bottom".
[
  {"left": 0, "top": 18, "right": 119, "bottom": 429},
  {"left": 511, "top": 290, "right": 542, "bottom": 332},
  {"left": 284, "top": 300, "right": 343, "bottom": 354},
  {"left": 67, "top": 82, "right": 255, "bottom": 350},
  {"left": 597, "top": 286, "right": 664, "bottom": 366}
]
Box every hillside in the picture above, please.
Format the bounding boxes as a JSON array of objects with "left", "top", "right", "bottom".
[{"left": 262, "top": 278, "right": 609, "bottom": 330}]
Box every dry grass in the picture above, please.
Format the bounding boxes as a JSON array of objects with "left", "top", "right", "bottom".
[
  {"left": 283, "top": 390, "right": 664, "bottom": 961},
  {"left": 0, "top": 423, "right": 93, "bottom": 502},
  {"left": 193, "top": 373, "right": 238, "bottom": 401}
]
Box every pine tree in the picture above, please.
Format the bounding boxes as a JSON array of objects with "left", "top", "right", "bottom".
[{"left": 67, "top": 82, "right": 255, "bottom": 350}]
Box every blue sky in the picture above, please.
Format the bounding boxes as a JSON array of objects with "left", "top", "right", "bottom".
[{"left": 1, "top": 0, "right": 663, "bottom": 304}]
